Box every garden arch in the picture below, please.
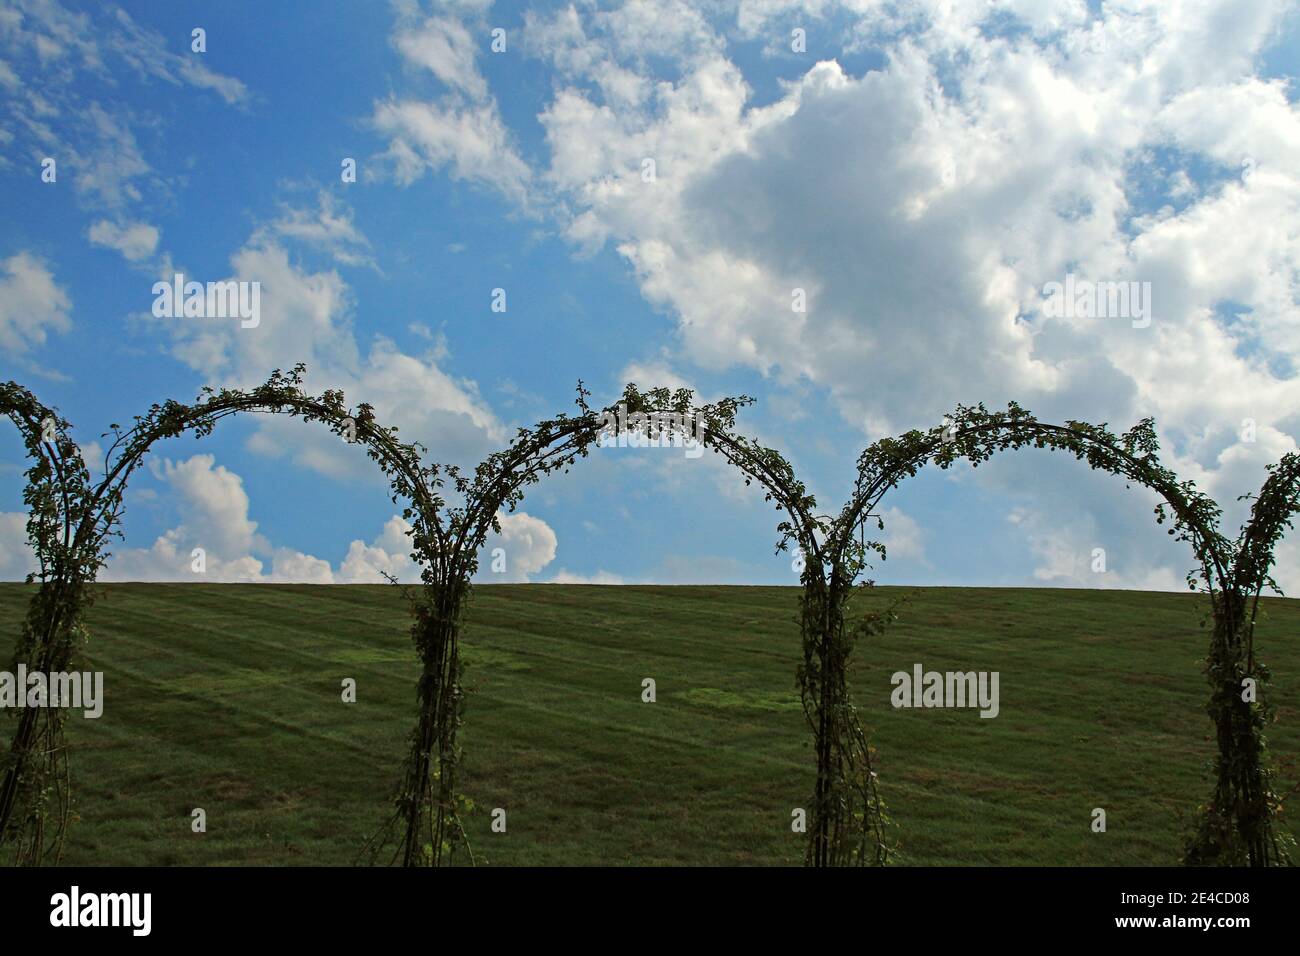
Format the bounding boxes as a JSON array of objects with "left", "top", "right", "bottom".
[
  {"left": 0, "top": 382, "right": 94, "bottom": 864},
  {"left": 820, "top": 402, "right": 1297, "bottom": 867},
  {"left": 5, "top": 382, "right": 1295, "bottom": 868},
  {"left": 0, "top": 367, "right": 449, "bottom": 865},
  {"left": 373, "top": 382, "right": 831, "bottom": 866},
  {"left": 3, "top": 374, "right": 828, "bottom": 868}
]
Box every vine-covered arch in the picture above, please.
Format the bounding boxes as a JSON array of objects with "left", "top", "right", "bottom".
[
  {"left": 0, "top": 382, "right": 95, "bottom": 864},
  {"left": 2, "top": 373, "right": 829, "bottom": 868},
  {"left": 819, "top": 402, "right": 1298, "bottom": 866},
  {"left": 0, "top": 366, "right": 451, "bottom": 865},
  {"left": 376, "top": 381, "right": 832, "bottom": 866},
  {"left": 5, "top": 380, "right": 1295, "bottom": 868}
]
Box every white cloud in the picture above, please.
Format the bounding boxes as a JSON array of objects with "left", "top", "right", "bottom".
[
  {"left": 516, "top": 0, "right": 1300, "bottom": 591},
  {"left": 1009, "top": 504, "right": 1187, "bottom": 593},
  {"left": 155, "top": 199, "right": 505, "bottom": 476},
  {"left": 0, "top": 252, "right": 71, "bottom": 354},
  {"left": 103, "top": 455, "right": 563, "bottom": 584},
  {"left": 394, "top": 14, "right": 488, "bottom": 100},
  {"left": 103, "top": 5, "right": 249, "bottom": 106},
  {"left": 0, "top": 511, "right": 35, "bottom": 580},
  {"left": 267, "top": 192, "right": 373, "bottom": 267},
  {"left": 546, "top": 568, "right": 624, "bottom": 584},
  {"left": 372, "top": 96, "right": 532, "bottom": 203},
  {"left": 615, "top": 357, "right": 697, "bottom": 396},
  {"left": 0, "top": 0, "right": 247, "bottom": 213},
  {"left": 88, "top": 219, "right": 160, "bottom": 262},
  {"left": 877, "top": 506, "right": 925, "bottom": 564},
  {"left": 105, "top": 454, "right": 267, "bottom": 582},
  {"left": 481, "top": 511, "right": 559, "bottom": 582},
  {"left": 372, "top": 5, "right": 532, "bottom": 203},
  {"left": 0, "top": 1, "right": 247, "bottom": 104},
  {"left": 338, "top": 510, "right": 562, "bottom": 584},
  {"left": 67, "top": 102, "right": 151, "bottom": 209},
  {"left": 338, "top": 515, "right": 420, "bottom": 583}
]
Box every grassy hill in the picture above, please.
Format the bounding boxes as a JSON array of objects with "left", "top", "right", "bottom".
[{"left": 1, "top": 582, "right": 1297, "bottom": 866}]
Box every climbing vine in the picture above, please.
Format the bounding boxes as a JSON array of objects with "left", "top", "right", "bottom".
[
  {"left": 832, "top": 402, "right": 1297, "bottom": 867},
  {"left": 2, "top": 371, "right": 822, "bottom": 868},
  {"left": 3, "top": 380, "right": 1296, "bottom": 868},
  {"left": 367, "top": 381, "right": 828, "bottom": 866},
  {"left": 0, "top": 383, "right": 94, "bottom": 865},
  {"left": 0, "top": 367, "right": 447, "bottom": 865}
]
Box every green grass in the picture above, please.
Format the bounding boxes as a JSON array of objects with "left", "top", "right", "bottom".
[{"left": 1, "top": 582, "right": 1297, "bottom": 866}]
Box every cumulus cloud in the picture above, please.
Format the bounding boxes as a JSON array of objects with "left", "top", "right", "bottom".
[
  {"left": 339, "top": 510, "right": 561, "bottom": 584},
  {"left": 102, "top": 454, "right": 563, "bottom": 584},
  {"left": 0, "top": 252, "right": 71, "bottom": 354},
  {"left": 0, "top": 511, "right": 35, "bottom": 580},
  {"left": 394, "top": 13, "right": 489, "bottom": 100},
  {"left": 338, "top": 515, "right": 421, "bottom": 584},
  {"left": 372, "top": 5, "right": 531, "bottom": 203},
  {"left": 508, "top": 0, "right": 1300, "bottom": 589},
  {"left": 877, "top": 506, "right": 926, "bottom": 565},
  {"left": 546, "top": 568, "right": 625, "bottom": 584},
  {"left": 155, "top": 194, "right": 506, "bottom": 476},
  {"left": 67, "top": 103, "right": 151, "bottom": 208},
  {"left": 487, "top": 511, "right": 560, "bottom": 582},
  {"left": 105, "top": 454, "right": 274, "bottom": 583},
  {"left": 10, "top": 0, "right": 1300, "bottom": 592},
  {"left": 88, "top": 219, "right": 160, "bottom": 262},
  {"left": 267, "top": 191, "right": 374, "bottom": 268},
  {"left": 1005, "top": 499, "right": 1185, "bottom": 592}
]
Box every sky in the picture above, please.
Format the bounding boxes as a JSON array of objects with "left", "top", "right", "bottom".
[{"left": 1, "top": 0, "right": 1298, "bottom": 591}]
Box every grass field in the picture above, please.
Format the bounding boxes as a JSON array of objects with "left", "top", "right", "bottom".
[{"left": 2, "top": 582, "right": 1298, "bottom": 866}]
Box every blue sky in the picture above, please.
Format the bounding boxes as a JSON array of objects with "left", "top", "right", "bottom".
[{"left": 2, "top": 0, "right": 1299, "bottom": 590}]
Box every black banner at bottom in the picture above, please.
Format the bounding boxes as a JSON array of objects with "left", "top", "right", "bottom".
[{"left": 0, "top": 865, "right": 1289, "bottom": 941}]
